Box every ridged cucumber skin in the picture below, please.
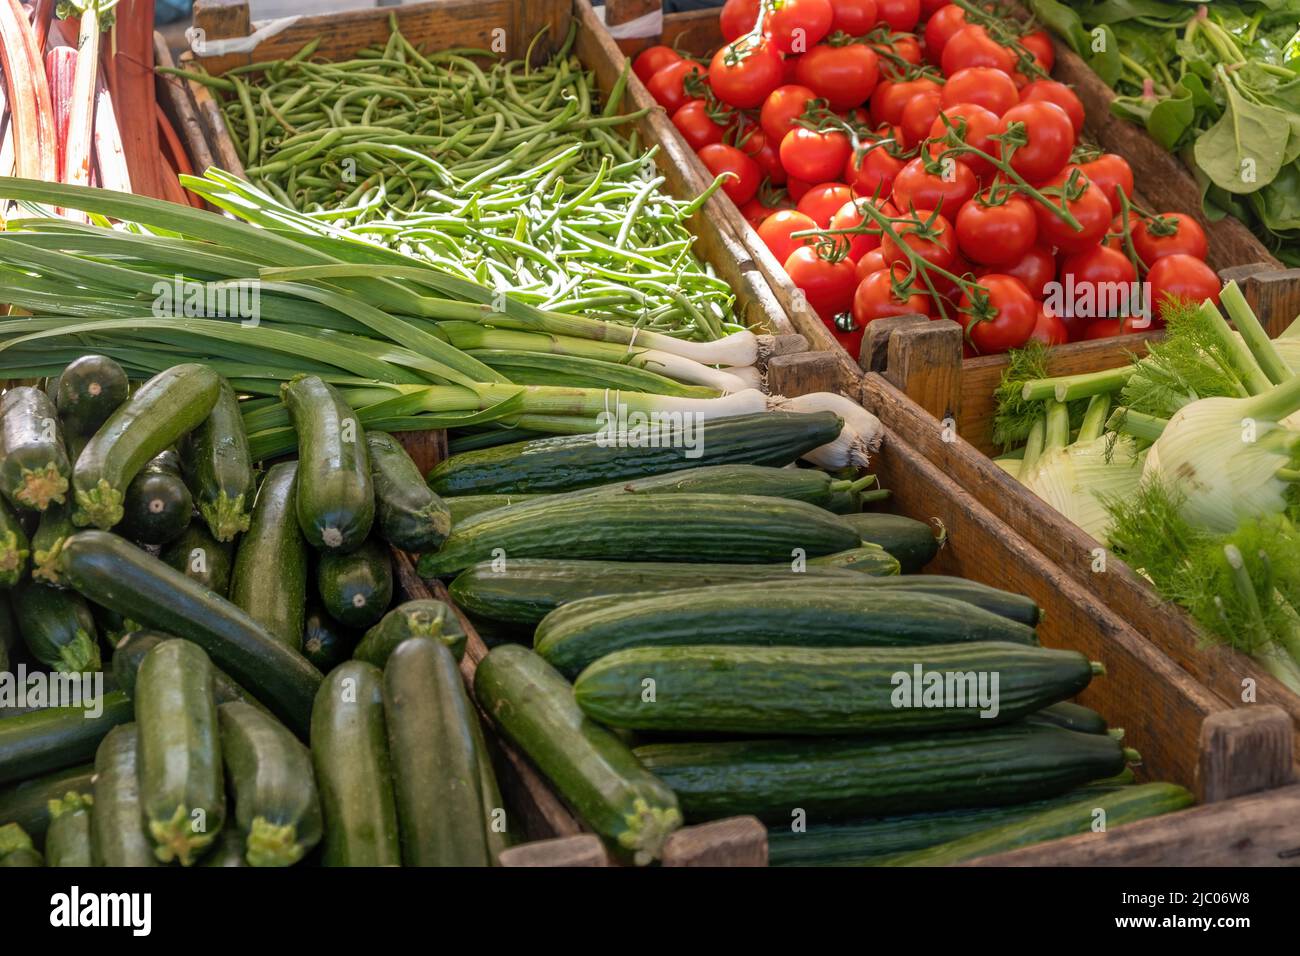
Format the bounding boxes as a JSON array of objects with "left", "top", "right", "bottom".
[
  {"left": 829, "top": 575, "right": 1042, "bottom": 628},
  {"left": 383, "top": 639, "right": 490, "bottom": 866},
  {"left": 420, "top": 494, "right": 861, "bottom": 577},
  {"left": 448, "top": 494, "right": 540, "bottom": 526},
  {"left": 538, "top": 585, "right": 1038, "bottom": 678},
  {"left": 112, "top": 631, "right": 272, "bottom": 717},
  {"left": 0, "top": 823, "right": 42, "bottom": 866},
  {"left": 353, "top": 599, "right": 467, "bottom": 669},
  {"left": 1030, "top": 701, "right": 1109, "bottom": 735},
  {"left": 634, "top": 723, "right": 1129, "bottom": 823},
  {"left": 54, "top": 355, "right": 129, "bottom": 438},
  {"left": 45, "top": 791, "right": 94, "bottom": 867},
  {"left": 30, "top": 499, "right": 75, "bottom": 587},
  {"left": 283, "top": 376, "right": 374, "bottom": 553},
  {"left": 183, "top": 379, "right": 254, "bottom": 542},
  {"left": 12, "top": 580, "right": 102, "bottom": 673},
  {"left": 0, "top": 387, "right": 70, "bottom": 512},
  {"left": 60, "top": 531, "right": 322, "bottom": 739},
  {"left": 0, "top": 764, "right": 95, "bottom": 847},
  {"left": 0, "top": 497, "right": 31, "bottom": 588},
  {"left": 838, "top": 513, "right": 940, "bottom": 573},
  {"left": 303, "top": 606, "right": 356, "bottom": 673},
  {"left": 473, "top": 644, "right": 682, "bottom": 865},
  {"left": 231, "top": 463, "right": 307, "bottom": 650},
  {"left": 91, "top": 724, "right": 157, "bottom": 867},
  {"left": 310, "top": 662, "right": 401, "bottom": 867},
  {"left": 576, "top": 643, "right": 1093, "bottom": 735},
  {"left": 317, "top": 539, "right": 392, "bottom": 629},
  {"left": 118, "top": 450, "right": 194, "bottom": 546},
  {"left": 160, "top": 522, "right": 235, "bottom": 597},
  {"left": 219, "top": 701, "right": 323, "bottom": 867},
  {"left": 72, "top": 364, "right": 222, "bottom": 530},
  {"left": 135, "top": 639, "right": 225, "bottom": 866},
  {"left": 367, "top": 431, "right": 450, "bottom": 553},
  {"left": 428, "top": 411, "right": 845, "bottom": 496},
  {"left": 884, "top": 783, "right": 1194, "bottom": 866},
  {"left": 0, "top": 691, "right": 132, "bottom": 785}
]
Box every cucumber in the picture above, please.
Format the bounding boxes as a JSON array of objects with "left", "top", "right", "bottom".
[
  {"left": 13, "top": 580, "right": 101, "bottom": 673},
  {"left": 30, "top": 499, "right": 75, "bottom": 587},
  {"left": 310, "top": 661, "right": 401, "bottom": 866},
  {"left": 428, "top": 411, "right": 844, "bottom": 496},
  {"left": 60, "top": 531, "right": 322, "bottom": 738},
  {"left": 367, "top": 431, "right": 451, "bottom": 552},
  {"left": 883, "top": 783, "right": 1194, "bottom": 866},
  {"left": 231, "top": 463, "right": 307, "bottom": 650},
  {"left": 420, "top": 494, "right": 861, "bottom": 577},
  {"left": 183, "top": 379, "right": 254, "bottom": 542},
  {"left": 0, "top": 497, "right": 31, "bottom": 588},
  {"left": 118, "top": 450, "right": 194, "bottom": 546},
  {"left": 0, "top": 823, "right": 42, "bottom": 866},
  {"left": 283, "top": 376, "right": 374, "bottom": 552},
  {"left": 160, "top": 522, "right": 235, "bottom": 596},
  {"left": 219, "top": 701, "right": 323, "bottom": 867},
  {"left": 474, "top": 644, "right": 682, "bottom": 865},
  {"left": 317, "top": 538, "right": 392, "bottom": 629},
  {"left": 0, "top": 386, "right": 70, "bottom": 511},
  {"left": 200, "top": 824, "right": 250, "bottom": 867},
  {"left": 448, "top": 493, "right": 541, "bottom": 525},
  {"left": 635, "top": 723, "right": 1133, "bottom": 823},
  {"left": 0, "top": 764, "right": 94, "bottom": 847},
  {"left": 45, "top": 791, "right": 94, "bottom": 866},
  {"left": 468, "top": 714, "right": 512, "bottom": 864},
  {"left": 838, "top": 513, "right": 942, "bottom": 573},
  {"left": 112, "top": 630, "right": 272, "bottom": 716},
  {"left": 135, "top": 639, "right": 225, "bottom": 865},
  {"left": 72, "top": 363, "right": 221, "bottom": 530},
  {"left": 1030, "top": 701, "right": 1109, "bottom": 735},
  {"left": 54, "top": 355, "right": 129, "bottom": 438},
  {"left": 383, "top": 638, "right": 489, "bottom": 866},
  {"left": 537, "top": 584, "right": 1038, "bottom": 678},
  {"left": 303, "top": 606, "right": 356, "bottom": 673},
  {"left": 91, "top": 724, "right": 157, "bottom": 867},
  {"left": 352, "top": 599, "right": 467, "bottom": 668},
  {"left": 807, "top": 546, "right": 901, "bottom": 574},
  {"left": 832, "top": 574, "right": 1043, "bottom": 627}
]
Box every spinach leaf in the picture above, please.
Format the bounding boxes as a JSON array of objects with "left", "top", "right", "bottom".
[
  {"left": 1192, "top": 68, "right": 1291, "bottom": 193},
  {"left": 1147, "top": 82, "right": 1196, "bottom": 149}
]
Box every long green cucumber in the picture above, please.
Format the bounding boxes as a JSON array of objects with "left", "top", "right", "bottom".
[
  {"left": 635, "top": 723, "right": 1133, "bottom": 823},
  {"left": 0, "top": 823, "right": 42, "bottom": 866},
  {"left": 303, "top": 606, "right": 356, "bottom": 673},
  {"left": 112, "top": 630, "right": 272, "bottom": 716},
  {"left": 0, "top": 691, "right": 132, "bottom": 785},
  {"left": 838, "top": 513, "right": 943, "bottom": 573},
  {"left": 1030, "top": 701, "right": 1109, "bottom": 735},
  {"left": 0, "top": 764, "right": 94, "bottom": 847},
  {"left": 448, "top": 493, "right": 543, "bottom": 525},
  {"left": 72, "top": 364, "right": 221, "bottom": 530},
  {"left": 60, "top": 531, "right": 322, "bottom": 738},
  {"left": 311, "top": 661, "right": 401, "bottom": 866},
  {"left": 383, "top": 639, "right": 489, "bottom": 866},
  {"left": 317, "top": 538, "right": 392, "bottom": 629},
  {"left": 183, "top": 379, "right": 254, "bottom": 542},
  {"left": 54, "top": 355, "right": 129, "bottom": 438},
  {"left": 118, "top": 449, "right": 194, "bottom": 546},
  {"left": 91, "top": 724, "right": 157, "bottom": 867},
  {"left": 0, "top": 386, "right": 70, "bottom": 512},
  {"left": 0, "top": 497, "right": 30, "bottom": 588},
  {"left": 160, "top": 522, "right": 235, "bottom": 596},
  {"left": 467, "top": 712, "right": 512, "bottom": 864},
  {"left": 367, "top": 431, "right": 450, "bottom": 553},
  {"left": 45, "top": 791, "right": 94, "bottom": 867},
  {"left": 219, "top": 701, "right": 323, "bottom": 867},
  {"left": 474, "top": 644, "right": 681, "bottom": 865},
  {"left": 231, "top": 463, "right": 308, "bottom": 650},
  {"left": 283, "top": 376, "right": 374, "bottom": 552},
  {"left": 353, "top": 599, "right": 467, "bottom": 668},
  {"left": 12, "top": 581, "right": 101, "bottom": 673},
  {"left": 136, "top": 639, "right": 225, "bottom": 865},
  {"left": 30, "top": 499, "right": 75, "bottom": 587}
]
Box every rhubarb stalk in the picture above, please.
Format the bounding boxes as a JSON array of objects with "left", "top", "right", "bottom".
[{"left": 0, "top": 0, "right": 58, "bottom": 183}]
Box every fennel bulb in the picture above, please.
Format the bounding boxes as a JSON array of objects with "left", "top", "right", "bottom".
[{"left": 1022, "top": 435, "right": 1146, "bottom": 544}]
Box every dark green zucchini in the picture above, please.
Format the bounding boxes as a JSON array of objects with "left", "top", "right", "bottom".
[
  {"left": 0, "top": 386, "right": 70, "bottom": 512},
  {"left": 91, "top": 724, "right": 157, "bottom": 867},
  {"left": 183, "top": 379, "right": 254, "bottom": 542},
  {"left": 219, "top": 701, "right": 323, "bottom": 867},
  {"left": 352, "top": 599, "right": 467, "bottom": 668},
  {"left": 88, "top": 603, "right": 139, "bottom": 649},
  {"left": 310, "top": 661, "right": 401, "bottom": 866},
  {"left": 0, "top": 497, "right": 31, "bottom": 588},
  {"left": 367, "top": 431, "right": 450, "bottom": 553},
  {"left": 231, "top": 463, "right": 307, "bottom": 650},
  {"left": 302, "top": 606, "right": 356, "bottom": 673},
  {"left": 118, "top": 450, "right": 194, "bottom": 546},
  {"left": 199, "top": 824, "right": 250, "bottom": 867},
  {"left": 1029, "top": 701, "right": 1109, "bottom": 735},
  {"left": 428, "top": 411, "right": 844, "bottom": 496},
  {"left": 112, "top": 630, "right": 272, "bottom": 716},
  {"left": 160, "top": 522, "right": 235, "bottom": 596},
  {"left": 838, "top": 513, "right": 943, "bottom": 573},
  {"left": 468, "top": 712, "right": 512, "bottom": 864},
  {"left": 0, "top": 593, "right": 14, "bottom": 674},
  {"left": 0, "top": 691, "right": 131, "bottom": 786},
  {"left": 54, "top": 355, "right": 129, "bottom": 438},
  {"left": 0, "top": 764, "right": 94, "bottom": 848},
  {"left": 72, "top": 364, "right": 221, "bottom": 530},
  {"left": 30, "top": 499, "right": 75, "bottom": 587},
  {"left": 45, "top": 791, "right": 94, "bottom": 867},
  {"left": 283, "top": 376, "right": 374, "bottom": 552},
  {"left": 0, "top": 823, "right": 42, "bottom": 866},
  {"left": 13, "top": 580, "right": 101, "bottom": 673},
  {"left": 59, "top": 531, "right": 322, "bottom": 738},
  {"left": 317, "top": 538, "right": 392, "bottom": 629},
  {"left": 474, "top": 644, "right": 682, "bottom": 865},
  {"left": 383, "top": 638, "right": 489, "bottom": 866}
]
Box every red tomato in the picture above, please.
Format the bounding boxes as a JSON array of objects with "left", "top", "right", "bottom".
[
  {"left": 720, "top": 0, "right": 763, "bottom": 42},
  {"left": 785, "top": 245, "right": 860, "bottom": 319},
  {"left": 898, "top": 89, "right": 943, "bottom": 149},
  {"left": 828, "top": 196, "right": 892, "bottom": 261},
  {"left": 710, "top": 38, "right": 785, "bottom": 110},
  {"left": 1057, "top": 245, "right": 1139, "bottom": 328},
  {"left": 830, "top": 0, "right": 879, "bottom": 35},
  {"left": 887, "top": 35, "right": 923, "bottom": 66},
  {"left": 872, "top": 77, "right": 940, "bottom": 126},
  {"left": 891, "top": 155, "right": 977, "bottom": 216},
  {"left": 748, "top": 134, "right": 789, "bottom": 185},
  {"left": 1147, "top": 253, "right": 1221, "bottom": 323},
  {"left": 940, "top": 67, "right": 1019, "bottom": 116},
  {"left": 1035, "top": 170, "right": 1113, "bottom": 253},
  {"left": 760, "top": 84, "right": 819, "bottom": 144},
  {"left": 927, "top": 103, "right": 1000, "bottom": 181},
  {"left": 962, "top": 274, "right": 1037, "bottom": 353},
  {"left": 645, "top": 60, "right": 704, "bottom": 113},
  {"left": 845, "top": 145, "right": 904, "bottom": 199},
  {"left": 1059, "top": 244, "right": 1138, "bottom": 290},
  {"left": 1133, "top": 213, "right": 1209, "bottom": 266},
  {"left": 1078, "top": 154, "right": 1134, "bottom": 216},
  {"left": 797, "top": 182, "right": 856, "bottom": 227},
  {"left": 955, "top": 195, "right": 1038, "bottom": 267},
  {"left": 1029, "top": 305, "right": 1070, "bottom": 345},
  {"left": 853, "top": 263, "right": 934, "bottom": 327},
  {"left": 780, "top": 126, "right": 853, "bottom": 184},
  {"left": 767, "top": 0, "right": 834, "bottom": 54},
  {"left": 698, "top": 143, "right": 763, "bottom": 205},
  {"left": 880, "top": 208, "right": 957, "bottom": 271},
  {"left": 633, "top": 47, "right": 683, "bottom": 84},
  {"left": 795, "top": 43, "right": 880, "bottom": 111},
  {"left": 924, "top": 4, "right": 967, "bottom": 64},
  {"left": 741, "top": 197, "right": 776, "bottom": 229},
  {"left": 1019, "top": 30, "right": 1056, "bottom": 74},
  {"left": 672, "top": 100, "right": 728, "bottom": 151},
  {"left": 1019, "top": 79, "right": 1083, "bottom": 134},
  {"left": 941, "top": 25, "right": 1016, "bottom": 76},
  {"left": 874, "top": 0, "right": 920, "bottom": 32},
  {"left": 856, "top": 246, "right": 888, "bottom": 281},
  {"left": 787, "top": 177, "right": 814, "bottom": 201},
  {"left": 982, "top": 244, "right": 1056, "bottom": 299},
  {"left": 998, "top": 101, "right": 1075, "bottom": 184},
  {"left": 919, "top": 0, "right": 951, "bottom": 14},
  {"left": 1082, "top": 317, "right": 1142, "bottom": 340},
  {"left": 758, "top": 209, "right": 820, "bottom": 264}
]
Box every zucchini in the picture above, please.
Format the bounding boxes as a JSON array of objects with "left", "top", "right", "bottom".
[
  {"left": 0, "top": 691, "right": 132, "bottom": 785},
  {"left": 428, "top": 411, "right": 844, "bottom": 496},
  {"left": 838, "top": 513, "right": 942, "bottom": 573},
  {"left": 468, "top": 714, "right": 512, "bottom": 864},
  {"left": 160, "top": 522, "right": 235, "bottom": 596},
  {"left": 635, "top": 723, "right": 1133, "bottom": 823},
  {"left": 0, "top": 823, "right": 42, "bottom": 866},
  {"left": 54, "top": 355, "right": 129, "bottom": 438},
  {"left": 45, "top": 791, "right": 94, "bottom": 867},
  {"left": 30, "top": 499, "right": 75, "bottom": 587},
  {"left": 231, "top": 463, "right": 308, "bottom": 650},
  {"left": 118, "top": 450, "right": 194, "bottom": 546},
  {"left": 60, "top": 530, "right": 322, "bottom": 738},
  {"left": 183, "top": 379, "right": 254, "bottom": 542},
  {"left": 474, "top": 644, "right": 681, "bottom": 865},
  {"left": 0, "top": 764, "right": 94, "bottom": 847},
  {"left": 13, "top": 580, "right": 102, "bottom": 673},
  {"left": 89, "top": 603, "right": 139, "bottom": 649},
  {"left": 283, "top": 376, "right": 374, "bottom": 552},
  {"left": 303, "top": 606, "right": 356, "bottom": 673},
  {"left": 135, "top": 639, "right": 225, "bottom": 865},
  {"left": 219, "top": 701, "right": 323, "bottom": 867},
  {"left": 310, "top": 661, "right": 401, "bottom": 866},
  {"left": 0, "top": 386, "right": 70, "bottom": 511},
  {"left": 0, "top": 593, "right": 15, "bottom": 673},
  {"left": 352, "top": 599, "right": 467, "bottom": 668},
  {"left": 807, "top": 546, "right": 902, "bottom": 574},
  {"left": 883, "top": 783, "right": 1194, "bottom": 866},
  {"left": 420, "top": 494, "right": 861, "bottom": 577},
  {"left": 317, "top": 538, "right": 393, "bottom": 629},
  {"left": 367, "top": 431, "right": 451, "bottom": 552},
  {"left": 383, "top": 638, "right": 489, "bottom": 866},
  {"left": 112, "top": 630, "right": 272, "bottom": 716},
  {"left": 200, "top": 825, "right": 250, "bottom": 867},
  {"left": 0, "top": 497, "right": 31, "bottom": 588},
  {"left": 1030, "top": 701, "right": 1109, "bottom": 735},
  {"left": 91, "top": 724, "right": 157, "bottom": 867}
]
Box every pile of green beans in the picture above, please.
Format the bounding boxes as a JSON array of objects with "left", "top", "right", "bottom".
[{"left": 180, "top": 23, "right": 736, "bottom": 341}]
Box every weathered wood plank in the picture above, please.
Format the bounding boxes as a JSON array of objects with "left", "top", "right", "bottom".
[
  {"left": 884, "top": 319, "right": 963, "bottom": 425},
  {"left": 1196, "top": 706, "right": 1294, "bottom": 805},
  {"left": 662, "top": 816, "right": 768, "bottom": 867}
]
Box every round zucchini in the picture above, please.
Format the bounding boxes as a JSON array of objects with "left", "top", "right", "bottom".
[
  {"left": 367, "top": 431, "right": 450, "bottom": 553},
  {"left": 0, "top": 497, "right": 31, "bottom": 588},
  {"left": 30, "top": 499, "right": 75, "bottom": 587},
  {"left": 54, "top": 355, "right": 129, "bottom": 438},
  {"left": 91, "top": 724, "right": 158, "bottom": 867},
  {"left": 317, "top": 538, "right": 392, "bottom": 629},
  {"left": 231, "top": 463, "right": 307, "bottom": 651},
  {"left": 303, "top": 606, "right": 356, "bottom": 673},
  {"left": 45, "top": 791, "right": 94, "bottom": 867},
  {"left": 12, "top": 580, "right": 101, "bottom": 673},
  {"left": 160, "top": 522, "right": 235, "bottom": 596},
  {"left": 0, "top": 386, "right": 71, "bottom": 512},
  {"left": 118, "top": 450, "right": 194, "bottom": 546},
  {"left": 353, "top": 599, "right": 466, "bottom": 668},
  {"left": 183, "top": 379, "right": 254, "bottom": 542}
]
